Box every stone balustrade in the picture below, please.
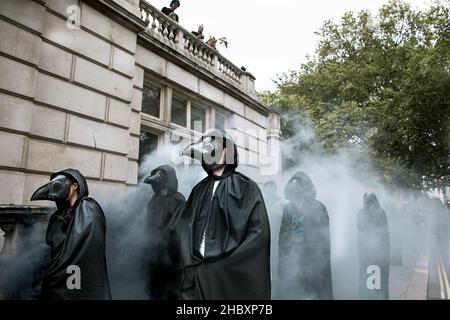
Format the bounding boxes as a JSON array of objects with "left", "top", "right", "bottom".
[{"left": 139, "top": 0, "right": 255, "bottom": 96}]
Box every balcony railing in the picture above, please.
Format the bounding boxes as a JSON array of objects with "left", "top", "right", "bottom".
[{"left": 139, "top": 1, "right": 257, "bottom": 98}]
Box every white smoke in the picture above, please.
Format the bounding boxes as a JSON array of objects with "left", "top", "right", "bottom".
[
  {"left": 265, "top": 112, "right": 448, "bottom": 299},
  {"left": 1, "top": 118, "right": 447, "bottom": 300}
]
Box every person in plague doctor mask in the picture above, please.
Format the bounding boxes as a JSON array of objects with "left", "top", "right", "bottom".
[
  {"left": 30, "top": 169, "right": 111, "bottom": 300},
  {"left": 142, "top": 165, "right": 186, "bottom": 300},
  {"left": 277, "top": 171, "right": 333, "bottom": 300},
  {"left": 176, "top": 129, "right": 271, "bottom": 300}
]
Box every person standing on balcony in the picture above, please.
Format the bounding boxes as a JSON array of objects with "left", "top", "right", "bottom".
[
  {"left": 206, "top": 38, "right": 217, "bottom": 50},
  {"left": 192, "top": 24, "right": 205, "bottom": 40},
  {"left": 178, "top": 130, "right": 271, "bottom": 300},
  {"left": 161, "top": 0, "right": 180, "bottom": 22}
]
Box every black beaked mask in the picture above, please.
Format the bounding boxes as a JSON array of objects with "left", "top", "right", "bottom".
[
  {"left": 144, "top": 170, "right": 168, "bottom": 195},
  {"left": 182, "top": 136, "right": 225, "bottom": 174},
  {"left": 30, "top": 175, "right": 73, "bottom": 209}
]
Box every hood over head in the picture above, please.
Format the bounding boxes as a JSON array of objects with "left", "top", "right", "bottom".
[
  {"left": 182, "top": 129, "right": 239, "bottom": 176},
  {"left": 263, "top": 180, "right": 278, "bottom": 198},
  {"left": 30, "top": 169, "right": 89, "bottom": 209},
  {"left": 363, "top": 193, "right": 381, "bottom": 211},
  {"left": 284, "top": 171, "right": 317, "bottom": 203},
  {"left": 51, "top": 169, "right": 89, "bottom": 199},
  {"left": 144, "top": 165, "right": 179, "bottom": 195}
]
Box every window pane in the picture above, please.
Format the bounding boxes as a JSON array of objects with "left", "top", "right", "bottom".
[
  {"left": 172, "top": 97, "right": 187, "bottom": 127},
  {"left": 215, "top": 112, "right": 226, "bottom": 131},
  {"left": 191, "top": 105, "right": 206, "bottom": 133},
  {"left": 142, "top": 84, "right": 161, "bottom": 118},
  {"left": 139, "top": 131, "right": 159, "bottom": 163},
  {"left": 170, "top": 133, "right": 183, "bottom": 145}
]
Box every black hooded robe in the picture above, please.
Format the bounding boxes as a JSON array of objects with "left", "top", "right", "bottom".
[
  {"left": 177, "top": 130, "right": 271, "bottom": 300},
  {"left": 357, "top": 194, "right": 390, "bottom": 300},
  {"left": 177, "top": 172, "right": 271, "bottom": 300},
  {"left": 41, "top": 169, "right": 111, "bottom": 300},
  {"left": 144, "top": 165, "right": 186, "bottom": 300},
  {"left": 277, "top": 172, "right": 333, "bottom": 300}
]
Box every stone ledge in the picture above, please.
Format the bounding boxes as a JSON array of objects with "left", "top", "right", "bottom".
[{"left": 0, "top": 205, "right": 51, "bottom": 221}]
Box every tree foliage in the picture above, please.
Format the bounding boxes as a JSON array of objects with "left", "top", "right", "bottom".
[{"left": 262, "top": 0, "right": 450, "bottom": 190}]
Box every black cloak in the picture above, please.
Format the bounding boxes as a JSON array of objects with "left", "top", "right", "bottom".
[
  {"left": 357, "top": 193, "right": 390, "bottom": 300},
  {"left": 277, "top": 172, "right": 333, "bottom": 300},
  {"left": 40, "top": 169, "right": 111, "bottom": 300},
  {"left": 177, "top": 131, "right": 271, "bottom": 300},
  {"left": 144, "top": 165, "right": 186, "bottom": 300}
]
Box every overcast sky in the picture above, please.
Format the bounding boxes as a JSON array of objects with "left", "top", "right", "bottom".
[{"left": 149, "top": 0, "right": 430, "bottom": 92}]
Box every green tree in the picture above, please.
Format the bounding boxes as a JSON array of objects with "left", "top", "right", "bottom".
[{"left": 262, "top": 0, "right": 450, "bottom": 190}]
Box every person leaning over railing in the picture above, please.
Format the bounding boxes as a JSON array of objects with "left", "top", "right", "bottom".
[
  {"left": 191, "top": 24, "right": 205, "bottom": 40},
  {"left": 161, "top": 0, "right": 180, "bottom": 22}
]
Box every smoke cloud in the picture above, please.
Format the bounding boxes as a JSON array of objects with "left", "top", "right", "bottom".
[
  {"left": 1, "top": 115, "right": 448, "bottom": 300},
  {"left": 264, "top": 112, "right": 448, "bottom": 299}
]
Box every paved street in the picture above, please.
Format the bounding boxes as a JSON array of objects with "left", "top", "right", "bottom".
[{"left": 389, "top": 214, "right": 450, "bottom": 300}]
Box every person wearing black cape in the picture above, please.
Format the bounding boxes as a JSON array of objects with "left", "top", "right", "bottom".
[
  {"left": 143, "top": 165, "right": 186, "bottom": 300},
  {"left": 277, "top": 171, "right": 333, "bottom": 299},
  {"left": 30, "top": 169, "right": 111, "bottom": 300},
  {"left": 177, "top": 129, "right": 271, "bottom": 300},
  {"left": 357, "top": 193, "right": 390, "bottom": 300}
]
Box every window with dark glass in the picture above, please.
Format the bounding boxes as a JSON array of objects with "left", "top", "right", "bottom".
[
  {"left": 191, "top": 105, "right": 206, "bottom": 132},
  {"left": 215, "top": 112, "right": 226, "bottom": 131},
  {"left": 170, "top": 134, "right": 183, "bottom": 145},
  {"left": 142, "top": 83, "right": 161, "bottom": 118},
  {"left": 138, "top": 131, "right": 160, "bottom": 180},
  {"left": 139, "top": 131, "right": 159, "bottom": 163},
  {"left": 171, "top": 97, "right": 187, "bottom": 127}
]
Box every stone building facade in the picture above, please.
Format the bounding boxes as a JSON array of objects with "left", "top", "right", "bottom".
[{"left": 0, "top": 0, "right": 281, "bottom": 266}]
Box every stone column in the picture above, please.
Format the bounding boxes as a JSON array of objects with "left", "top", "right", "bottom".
[
  {"left": 263, "top": 112, "right": 282, "bottom": 177},
  {"left": 241, "top": 72, "right": 258, "bottom": 100}
]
